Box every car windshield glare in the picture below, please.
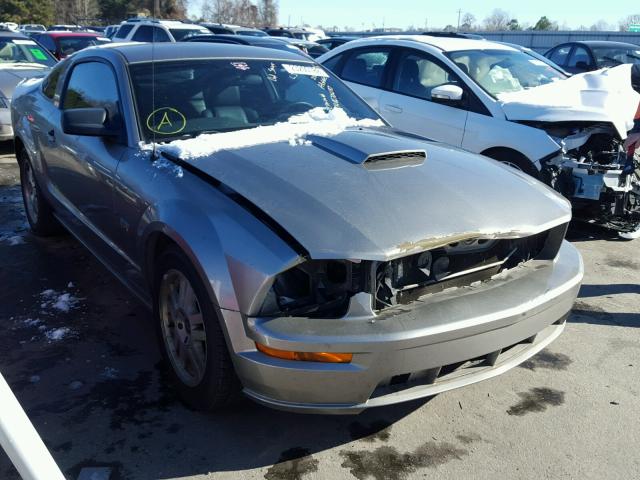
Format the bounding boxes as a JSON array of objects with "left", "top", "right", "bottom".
[
  {"left": 130, "top": 58, "right": 381, "bottom": 143},
  {"left": 447, "top": 49, "right": 566, "bottom": 98},
  {"left": 0, "top": 39, "right": 56, "bottom": 66}
]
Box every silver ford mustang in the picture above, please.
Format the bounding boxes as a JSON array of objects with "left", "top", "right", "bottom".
[{"left": 11, "top": 43, "right": 583, "bottom": 414}]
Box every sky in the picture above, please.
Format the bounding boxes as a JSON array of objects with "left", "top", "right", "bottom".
[{"left": 190, "top": 1, "right": 640, "bottom": 30}]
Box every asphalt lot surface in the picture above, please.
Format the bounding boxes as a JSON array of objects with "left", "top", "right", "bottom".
[{"left": 0, "top": 141, "right": 638, "bottom": 480}]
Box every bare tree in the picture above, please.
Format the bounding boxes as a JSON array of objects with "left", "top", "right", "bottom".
[
  {"left": 482, "top": 9, "right": 510, "bottom": 31},
  {"left": 258, "top": 0, "right": 277, "bottom": 27},
  {"left": 590, "top": 20, "right": 612, "bottom": 31},
  {"left": 460, "top": 12, "right": 475, "bottom": 31},
  {"left": 619, "top": 14, "right": 640, "bottom": 31}
]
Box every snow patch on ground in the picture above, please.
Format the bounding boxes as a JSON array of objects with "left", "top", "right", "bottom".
[
  {"left": 40, "top": 289, "right": 80, "bottom": 313},
  {"left": 45, "top": 327, "right": 72, "bottom": 342},
  {"left": 150, "top": 107, "right": 384, "bottom": 159}
]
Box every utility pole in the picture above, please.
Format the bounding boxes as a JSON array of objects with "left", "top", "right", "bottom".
[{"left": 457, "top": 8, "right": 462, "bottom": 31}]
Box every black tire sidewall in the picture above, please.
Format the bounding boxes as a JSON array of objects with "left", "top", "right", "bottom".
[
  {"left": 153, "top": 246, "right": 239, "bottom": 410},
  {"left": 486, "top": 150, "right": 540, "bottom": 179},
  {"left": 18, "top": 148, "right": 59, "bottom": 236}
]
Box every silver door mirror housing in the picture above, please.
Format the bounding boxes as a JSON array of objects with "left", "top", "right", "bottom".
[{"left": 431, "top": 84, "right": 464, "bottom": 102}]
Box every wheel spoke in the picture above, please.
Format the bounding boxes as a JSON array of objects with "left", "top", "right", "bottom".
[{"left": 190, "top": 329, "right": 206, "bottom": 342}]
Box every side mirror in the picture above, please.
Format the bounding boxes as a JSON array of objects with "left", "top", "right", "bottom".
[
  {"left": 431, "top": 84, "right": 464, "bottom": 103},
  {"left": 62, "top": 108, "right": 119, "bottom": 137}
]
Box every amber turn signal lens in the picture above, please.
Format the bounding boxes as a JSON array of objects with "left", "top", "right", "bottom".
[{"left": 255, "top": 343, "right": 353, "bottom": 363}]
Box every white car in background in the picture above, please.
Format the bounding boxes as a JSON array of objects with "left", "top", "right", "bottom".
[
  {"left": 318, "top": 36, "right": 640, "bottom": 237},
  {"left": 112, "top": 19, "right": 209, "bottom": 43}
]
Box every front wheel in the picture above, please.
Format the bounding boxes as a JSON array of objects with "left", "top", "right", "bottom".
[
  {"left": 154, "top": 246, "right": 240, "bottom": 410},
  {"left": 484, "top": 149, "right": 540, "bottom": 179},
  {"left": 18, "top": 147, "right": 61, "bottom": 236}
]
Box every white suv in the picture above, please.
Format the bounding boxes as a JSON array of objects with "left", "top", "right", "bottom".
[{"left": 112, "top": 20, "right": 208, "bottom": 43}]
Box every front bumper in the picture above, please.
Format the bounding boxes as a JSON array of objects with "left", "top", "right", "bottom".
[{"left": 231, "top": 240, "right": 583, "bottom": 414}]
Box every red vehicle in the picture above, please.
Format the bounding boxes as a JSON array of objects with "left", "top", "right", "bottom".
[{"left": 30, "top": 32, "right": 110, "bottom": 60}]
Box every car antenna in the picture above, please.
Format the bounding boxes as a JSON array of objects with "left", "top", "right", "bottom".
[{"left": 150, "top": 4, "right": 158, "bottom": 161}]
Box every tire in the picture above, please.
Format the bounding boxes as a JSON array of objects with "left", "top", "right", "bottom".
[
  {"left": 153, "top": 245, "right": 240, "bottom": 410},
  {"left": 18, "top": 147, "right": 61, "bottom": 236},
  {"left": 484, "top": 149, "right": 540, "bottom": 179}
]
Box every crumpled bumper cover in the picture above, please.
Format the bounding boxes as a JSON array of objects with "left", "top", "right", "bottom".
[{"left": 232, "top": 240, "right": 583, "bottom": 414}]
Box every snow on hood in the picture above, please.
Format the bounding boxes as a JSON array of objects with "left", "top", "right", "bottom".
[
  {"left": 498, "top": 64, "right": 640, "bottom": 139},
  {"left": 153, "top": 107, "right": 385, "bottom": 159}
]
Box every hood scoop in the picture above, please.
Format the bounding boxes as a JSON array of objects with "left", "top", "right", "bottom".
[
  {"left": 307, "top": 131, "right": 426, "bottom": 170},
  {"left": 363, "top": 150, "right": 426, "bottom": 170}
]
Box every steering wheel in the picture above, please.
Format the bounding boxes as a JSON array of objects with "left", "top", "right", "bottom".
[{"left": 277, "top": 102, "right": 315, "bottom": 120}]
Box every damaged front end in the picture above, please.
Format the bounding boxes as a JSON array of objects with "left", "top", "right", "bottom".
[
  {"left": 256, "top": 224, "right": 567, "bottom": 319},
  {"left": 531, "top": 122, "right": 640, "bottom": 236}
]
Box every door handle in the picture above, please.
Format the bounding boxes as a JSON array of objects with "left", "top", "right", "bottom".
[
  {"left": 383, "top": 104, "right": 403, "bottom": 113},
  {"left": 47, "top": 129, "right": 56, "bottom": 143}
]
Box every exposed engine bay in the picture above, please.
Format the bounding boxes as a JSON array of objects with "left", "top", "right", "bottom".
[
  {"left": 535, "top": 122, "right": 640, "bottom": 236},
  {"left": 258, "top": 224, "right": 566, "bottom": 318}
]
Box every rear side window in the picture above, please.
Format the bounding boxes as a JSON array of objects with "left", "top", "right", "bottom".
[
  {"left": 62, "top": 62, "right": 119, "bottom": 114},
  {"left": 114, "top": 24, "right": 133, "bottom": 39},
  {"left": 132, "top": 25, "right": 170, "bottom": 42},
  {"left": 341, "top": 48, "right": 390, "bottom": 88},
  {"left": 548, "top": 46, "right": 571, "bottom": 66}
]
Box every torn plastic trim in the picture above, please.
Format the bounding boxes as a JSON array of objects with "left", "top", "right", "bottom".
[{"left": 159, "top": 150, "right": 309, "bottom": 257}]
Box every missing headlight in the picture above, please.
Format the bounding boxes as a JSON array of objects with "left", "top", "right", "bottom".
[{"left": 259, "top": 260, "right": 367, "bottom": 318}]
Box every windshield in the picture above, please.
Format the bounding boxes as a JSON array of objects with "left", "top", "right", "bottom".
[
  {"left": 169, "top": 28, "right": 207, "bottom": 41},
  {"left": 58, "top": 37, "right": 110, "bottom": 57},
  {"left": 447, "top": 49, "right": 566, "bottom": 97},
  {"left": 130, "top": 59, "right": 381, "bottom": 142},
  {"left": 0, "top": 38, "right": 56, "bottom": 66},
  {"left": 592, "top": 46, "right": 640, "bottom": 68}
]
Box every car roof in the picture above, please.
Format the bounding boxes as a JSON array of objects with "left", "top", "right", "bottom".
[
  {"left": 41, "top": 31, "right": 102, "bottom": 38},
  {"left": 0, "top": 31, "right": 29, "bottom": 39},
  {"left": 97, "top": 42, "right": 313, "bottom": 63},
  {"left": 568, "top": 40, "right": 640, "bottom": 48},
  {"left": 202, "top": 34, "right": 287, "bottom": 45},
  {"left": 342, "top": 35, "right": 515, "bottom": 52}
]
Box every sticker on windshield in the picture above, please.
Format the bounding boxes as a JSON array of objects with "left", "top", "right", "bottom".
[
  {"left": 13, "top": 39, "right": 37, "bottom": 45},
  {"left": 29, "top": 48, "right": 48, "bottom": 61},
  {"left": 146, "top": 107, "right": 186, "bottom": 135},
  {"left": 231, "top": 62, "right": 250, "bottom": 71},
  {"left": 282, "top": 64, "right": 328, "bottom": 77}
]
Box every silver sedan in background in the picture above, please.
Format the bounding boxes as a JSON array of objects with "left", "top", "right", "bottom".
[{"left": 11, "top": 43, "right": 583, "bottom": 414}]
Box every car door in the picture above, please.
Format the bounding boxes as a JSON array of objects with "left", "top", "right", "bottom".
[
  {"left": 46, "top": 60, "right": 128, "bottom": 251},
  {"left": 337, "top": 47, "right": 393, "bottom": 111},
  {"left": 565, "top": 45, "right": 595, "bottom": 74},
  {"left": 378, "top": 48, "right": 468, "bottom": 146}
]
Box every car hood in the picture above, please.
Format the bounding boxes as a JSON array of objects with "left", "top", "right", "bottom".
[
  {"left": 172, "top": 128, "right": 570, "bottom": 261},
  {"left": 0, "top": 65, "right": 49, "bottom": 100},
  {"left": 498, "top": 64, "right": 640, "bottom": 139}
]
